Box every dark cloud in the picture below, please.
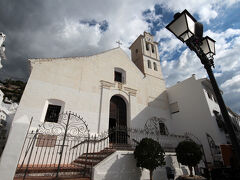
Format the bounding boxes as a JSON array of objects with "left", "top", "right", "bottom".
[
  {"left": 0, "top": 0, "right": 113, "bottom": 80},
  {"left": 80, "top": 19, "right": 109, "bottom": 32}
]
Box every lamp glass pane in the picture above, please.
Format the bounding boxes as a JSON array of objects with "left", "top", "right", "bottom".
[
  {"left": 208, "top": 39, "right": 215, "bottom": 54},
  {"left": 168, "top": 14, "right": 188, "bottom": 37},
  {"left": 186, "top": 14, "right": 195, "bottom": 35},
  {"left": 180, "top": 32, "right": 193, "bottom": 41},
  {"left": 200, "top": 39, "right": 209, "bottom": 54}
]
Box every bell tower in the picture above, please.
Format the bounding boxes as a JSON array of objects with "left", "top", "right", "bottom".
[{"left": 129, "top": 32, "right": 163, "bottom": 79}]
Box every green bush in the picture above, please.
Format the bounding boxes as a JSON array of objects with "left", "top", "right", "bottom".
[
  {"left": 134, "top": 138, "right": 165, "bottom": 180},
  {"left": 176, "top": 140, "right": 202, "bottom": 176}
]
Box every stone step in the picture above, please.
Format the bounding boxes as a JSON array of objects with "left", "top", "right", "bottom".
[
  {"left": 76, "top": 155, "right": 104, "bottom": 160},
  {"left": 80, "top": 153, "right": 109, "bottom": 158},
  {"left": 14, "top": 165, "right": 91, "bottom": 179},
  {"left": 16, "top": 165, "right": 83, "bottom": 174},
  {"left": 14, "top": 175, "right": 90, "bottom": 180},
  {"left": 74, "top": 158, "right": 101, "bottom": 163},
  {"left": 73, "top": 159, "right": 98, "bottom": 166},
  {"left": 14, "top": 147, "right": 117, "bottom": 180}
]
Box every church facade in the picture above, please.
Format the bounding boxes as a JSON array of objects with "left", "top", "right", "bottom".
[{"left": 14, "top": 32, "right": 171, "bottom": 134}]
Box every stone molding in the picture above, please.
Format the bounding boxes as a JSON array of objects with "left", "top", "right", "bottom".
[
  {"left": 124, "top": 87, "right": 137, "bottom": 96},
  {"left": 100, "top": 80, "right": 115, "bottom": 89},
  {"left": 100, "top": 80, "right": 137, "bottom": 96}
]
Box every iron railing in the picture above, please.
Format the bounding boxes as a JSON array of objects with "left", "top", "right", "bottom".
[{"left": 15, "top": 113, "right": 187, "bottom": 179}]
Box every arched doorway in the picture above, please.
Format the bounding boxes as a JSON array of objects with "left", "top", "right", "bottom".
[{"left": 109, "top": 95, "right": 127, "bottom": 144}]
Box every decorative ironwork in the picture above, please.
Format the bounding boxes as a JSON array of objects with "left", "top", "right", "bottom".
[
  {"left": 38, "top": 112, "right": 89, "bottom": 139},
  {"left": 206, "top": 133, "right": 222, "bottom": 165},
  {"left": 16, "top": 112, "right": 90, "bottom": 179},
  {"left": 144, "top": 117, "right": 169, "bottom": 135},
  {"left": 16, "top": 113, "right": 187, "bottom": 179}
]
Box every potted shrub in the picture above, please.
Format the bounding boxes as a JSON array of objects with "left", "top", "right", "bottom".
[
  {"left": 134, "top": 138, "right": 165, "bottom": 180},
  {"left": 176, "top": 140, "right": 205, "bottom": 180}
]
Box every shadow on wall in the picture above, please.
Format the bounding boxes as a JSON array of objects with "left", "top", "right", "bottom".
[
  {"left": 98, "top": 152, "right": 142, "bottom": 180},
  {"left": 96, "top": 151, "right": 169, "bottom": 180},
  {"left": 130, "top": 90, "right": 171, "bottom": 130}
]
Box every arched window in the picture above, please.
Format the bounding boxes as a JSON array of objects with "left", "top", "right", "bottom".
[
  {"left": 147, "top": 60, "right": 152, "bottom": 69},
  {"left": 159, "top": 122, "right": 168, "bottom": 135},
  {"left": 153, "top": 62, "right": 157, "bottom": 71},
  {"left": 151, "top": 44, "right": 155, "bottom": 53},
  {"left": 146, "top": 42, "right": 149, "bottom": 51},
  {"left": 144, "top": 117, "right": 169, "bottom": 135}
]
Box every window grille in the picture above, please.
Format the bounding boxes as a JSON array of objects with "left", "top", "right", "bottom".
[
  {"left": 159, "top": 122, "right": 168, "bottom": 135},
  {"left": 44, "top": 104, "right": 61, "bottom": 123}
]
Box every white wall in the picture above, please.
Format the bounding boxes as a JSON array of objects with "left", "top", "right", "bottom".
[
  {"left": 167, "top": 75, "right": 227, "bottom": 163},
  {"left": 0, "top": 115, "right": 30, "bottom": 180},
  {"left": 93, "top": 151, "right": 190, "bottom": 180},
  {"left": 14, "top": 48, "right": 170, "bottom": 134},
  {"left": 0, "top": 90, "right": 3, "bottom": 103}
]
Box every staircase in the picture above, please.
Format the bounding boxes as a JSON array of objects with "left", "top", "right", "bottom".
[
  {"left": 14, "top": 148, "right": 117, "bottom": 180},
  {"left": 72, "top": 148, "right": 116, "bottom": 169}
]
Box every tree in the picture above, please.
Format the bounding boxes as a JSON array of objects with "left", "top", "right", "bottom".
[
  {"left": 175, "top": 140, "right": 202, "bottom": 177},
  {"left": 134, "top": 138, "right": 165, "bottom": 180}
]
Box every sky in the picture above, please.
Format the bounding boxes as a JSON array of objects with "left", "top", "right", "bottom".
[{"left": 0, "top": 0, "right": 240, "bottom": 113}]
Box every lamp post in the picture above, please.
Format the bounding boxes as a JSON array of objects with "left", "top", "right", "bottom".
[{"left": 166, "top": 9, "right": 240, "bottom": 166}]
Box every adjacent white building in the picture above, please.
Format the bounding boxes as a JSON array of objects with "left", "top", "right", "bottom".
[
  {"left": 0, "top": 32, "right": 6, "bottom": 68},
  {"left": 167, "top": 75, "right": 229, "bottom": 165},
  {"left": 0, "top": 90, "right": 18, "bottom": 156}
]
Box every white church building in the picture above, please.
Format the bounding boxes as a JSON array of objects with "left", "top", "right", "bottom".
[
  {"left": 0, "top": 32, "right": 232, "bottom": 180},
  {"left": 14, "top": 32, "right": 170, "bottom": 133}
]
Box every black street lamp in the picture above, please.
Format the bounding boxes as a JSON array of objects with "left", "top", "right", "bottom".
[{"left": 166, "top": 9, "right": 240, "bottom": 166}]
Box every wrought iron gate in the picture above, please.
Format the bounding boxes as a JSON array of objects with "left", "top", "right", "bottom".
[
  {"left": 16, "top": 112, "right": 90, "bottom": 179},
  {"left": 15, "top": 112, "right": 188, "bottom": 179}
]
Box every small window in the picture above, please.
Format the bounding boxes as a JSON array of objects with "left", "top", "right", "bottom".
[
  {"left": 114, "top": 71, "right": 122, "bottom": 83},
  {"left": 151, "top": 44, "right": 155, "bottom": 53},
  {"left": 146, "top": 42, "right": 149, "bottom": 51},
  {"left": 170, "top": 102, "right": 179, "bottom": 114},
  {"left": 213, "top": 110, "right": 226, "bottom": 131},
  {"left": 114, "top": 68, "right": 126, "bottom": 84},
  {"left": 159, "top": 122, "right": 168, "bottom": 135},
  {"left": 135, "top": 49, "right": 138, "bottom": 53},
  {"left": 153, "top": 62, "right": 157, "bottom": 71},
  {"left": 147, "top": 60, "right": 152, "bottom": 69},
  {"left": 207, "top": 91, "right": 212, "bottom": 99},
  {"left": 213, "top": 96, "right": 217, "bottom": 103},
  {"left": 44, "top": 104, "right": 61, "bottom": 123}
]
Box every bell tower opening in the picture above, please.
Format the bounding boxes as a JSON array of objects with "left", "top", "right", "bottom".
[{"left": 109, "top": 95, "right": 127, "bottom": 144}]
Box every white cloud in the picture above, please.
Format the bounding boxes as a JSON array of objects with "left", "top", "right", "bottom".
[
  {"left": 220, "top": 74, "right": 240, "bottom": 112},
  {"left": 157, "top": 0, "right": 240, "bottom": 24},
  {"left": 198, "top": 5, "right": 218, "bottom": 24},
  {"left": 160, "top": 25, "right": 240, "bottom": 112},
  {"left": 221, "top": 74, "right": 240, "bottom": 93},
  {"left": 161, "top": 48, "right": 207, "bottom": 86},
  {"left": 203, "top": 29, "right": 240, "bottom": 73}
]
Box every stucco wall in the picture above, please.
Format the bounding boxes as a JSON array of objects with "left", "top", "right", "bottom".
[
  {"left": 167, "top": 75, "right": 227, "bottom": 162},
  {"left": 14, "top": 48, "right": 170, "bottom": 133},
  {"left": 93, "top": 151, "right": 190, "bottom": 180}
]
